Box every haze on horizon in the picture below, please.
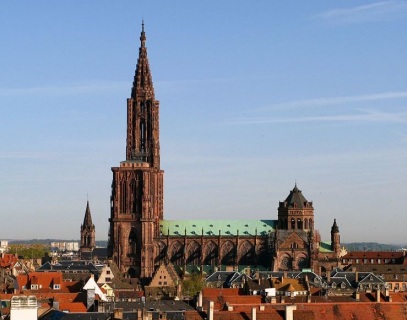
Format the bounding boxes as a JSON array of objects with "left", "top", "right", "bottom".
[{"left": 1, "top": 1, "right": 406, "bottom": 244}]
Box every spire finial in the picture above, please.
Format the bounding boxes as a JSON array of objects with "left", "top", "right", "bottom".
[{"left": 140, "top": 20, "right": 146, "bottom": 47}]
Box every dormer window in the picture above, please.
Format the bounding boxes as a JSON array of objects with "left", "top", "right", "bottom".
[
  {"left": 53, "top": 284, "right": 60, "bottom": 290},
  {"left": 31, "top": 284, "right": 38, "bottom": 290}
]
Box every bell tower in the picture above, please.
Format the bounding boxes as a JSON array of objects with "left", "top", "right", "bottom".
[
  {"left": 108, "top": 22, "right": 164, "bottom": 280},
  {"left": 80, "top": 200, "right": 96, "bottom": 256}
]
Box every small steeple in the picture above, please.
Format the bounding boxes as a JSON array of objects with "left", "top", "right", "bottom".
[
  {"left": 331, "top": 219, "right": 339, "bottom": 233},
  {"left": 83, "top": 200, "right": 94, "bottom": 229}
]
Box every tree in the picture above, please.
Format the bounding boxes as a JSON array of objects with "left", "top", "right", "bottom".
[
  {"left": 182, "top": 273, "right": 204, "bottom": 298},
  {"left": 8, "top": 244, "right": 49, "bottom": 259}
]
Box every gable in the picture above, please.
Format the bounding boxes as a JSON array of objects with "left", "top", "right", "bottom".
[
  {"left": 149, "top": 265, "right": 177, "bottom": 287},
  {"left": 278, "top": 232, "right": 307, "bottom": 249}
]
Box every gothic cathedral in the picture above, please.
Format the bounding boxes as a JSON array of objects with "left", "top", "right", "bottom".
[{"left": 108, "top": 24, "right": 341, "bottom": 282}]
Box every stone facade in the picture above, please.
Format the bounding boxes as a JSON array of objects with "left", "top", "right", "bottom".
[{"left": 108, "top": 24, "right": 342, "bottom": 282}]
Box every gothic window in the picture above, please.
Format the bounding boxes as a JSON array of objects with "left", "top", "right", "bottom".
[
  {"left": 238, "top": 241, "right": 255, "bottom": 265},
  {"left": 221, "top": 241, "right": 235, "bottom": 265},
  {"left": 291, "top": 219, "right": 296, "bottom": 230},
  {"left": 309, "top": 219, "right": 313, "bottom": 229},
  {"left": 297, "top": 219, "right": 302, "bottom": 230},
  {"left": 297, "top": 256, "right": 308, "bottom": 269},
  {"left": 304, "top": 219, "right": 308, "bottom": 229},
  {"left": 170, "top": 241, "right": 183, "bottom": 266},
  {"left": 203, "top": 241, "right": 218, "bottom": 266},
  {"left": 87, "top": 235, "right": 92, "bottom": 247},
  {"left": 280, "top": 255, "right": 292, "bottom": 270},
  {"left": 140, "top": 119, "right": 146, "bottom": 151},
  {"left": 154, "top": 241, "right": 167, "bottom": 264},
  {"left": 186, "top": 241, "right": 201, "bottom": 265},
  {"left": 128, "top": 229, "right": 137, "bottom": 256},
  {"left": 121, "top": 180, "right": 127, "bottom": 213},
  {"left": 131, "top": 172, "right": 143, "bottom": 215}
]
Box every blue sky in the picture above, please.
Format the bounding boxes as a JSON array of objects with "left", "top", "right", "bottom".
[{"left": 1, "top": 1, "right": 406, "bottom": 243}]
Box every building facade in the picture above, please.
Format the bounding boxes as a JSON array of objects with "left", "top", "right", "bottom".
[{"left": 108, "top": 24, "right": 341, "bottom": 281}]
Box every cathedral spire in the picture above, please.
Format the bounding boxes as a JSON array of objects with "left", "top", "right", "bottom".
[
  {"left": 131, "top": 21, "right": 154, "bottom": 99},
  {"left": 126, "top": 22, "right": 160, "bottom": 167}
]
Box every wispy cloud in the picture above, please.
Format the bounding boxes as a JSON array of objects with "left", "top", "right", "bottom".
[
  {"left": 0, "top": 152, "right": 61, "bottom": 160},
  {"left": 0, "top": 81, "right": 128, "bottom": 97},
  {"left": 227, "top": 109, "right": 407, "bottom": 125},
  {"left": 316, "top": 1, "right": 407, "bottom": 24},
  {"left": 259, "top": 91, "right": 407, "bottom": 111}
]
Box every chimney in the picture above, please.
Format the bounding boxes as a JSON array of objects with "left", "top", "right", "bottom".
[
  {"left": 207, "top": 301, "right": 214, "bottom": 320},
  {"left": 285, "top": 305, "right": 297, "bottom": 320},
  {"left": 197, "top": 291, "right": 203, "bottom": 310},
  {"left": 251, "top": 307, "right": 256, "bottom": 320}
]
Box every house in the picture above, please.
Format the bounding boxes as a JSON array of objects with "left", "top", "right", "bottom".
[{"left": 144, "top": 263, "right": 181, "bottom": 300}]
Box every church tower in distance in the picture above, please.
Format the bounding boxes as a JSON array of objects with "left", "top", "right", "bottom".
[
  {"left": 80, "top": 200, "right": 96, "bottom": 255},
  {"left": 108, "top": 22, "right": 164, "bottom": 280}
]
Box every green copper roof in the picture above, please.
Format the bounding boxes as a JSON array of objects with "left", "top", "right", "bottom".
[
  {"left": 319, "top": 241, "right": 334, "bottom": 253},
  {"left": 160, "top": 220, "right": 276, "bottom": 237}
]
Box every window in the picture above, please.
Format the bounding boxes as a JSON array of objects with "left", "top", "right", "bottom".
[
  {"left": 53, "top": 284, "right": 60, "bottom": 290},
  {"left": 355, "top": 259, "right": 359, "bottom": 264},
  {"left": 158, "top": 281, "right": 162, "bottom": 285},
  {"left": 106, "top": 270, "right": 111, "bottom": 275},
  {"left": 105, "top": 277, "right": 111, "bottom": 282},
  {"left": 31, "top": 284, "right": 38, "bottom": 290}
]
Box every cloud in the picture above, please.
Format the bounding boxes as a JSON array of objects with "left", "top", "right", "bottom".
[
  {"left": 0, "top": 81, "right": 128, "bottom": 97},
  {"left": 316, "top": 1, "right": 407, "bottom": 24},
  {"left": 0, "top": 152, "right": 60, "bottom": 159},
  {"left": 227, "top": 110, "right": 407, "bottom": 125},
  {"left": 260, "top": 91, "right": 407, "bottom": 111}
]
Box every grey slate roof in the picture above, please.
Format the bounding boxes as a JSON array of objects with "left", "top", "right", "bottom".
[{"left": 282, "top": 184, "right": 312, "bottom": 209}]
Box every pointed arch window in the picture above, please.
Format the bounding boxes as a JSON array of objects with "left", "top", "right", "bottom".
[
  {"left": 121, "top": 180, "right": 127, "bottom": 213},
  {"left": 140, "top": 119, "right": 146, "bottom": 151},
  {"left": 291, "top": 218, "right": 296, "bottom": 230}
]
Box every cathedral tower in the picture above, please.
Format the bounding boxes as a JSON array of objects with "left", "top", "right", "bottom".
[
  {"left": 277, "top": 184, "right": 314, "bottom": 231},
  {"left": 80, "top": 201, "right": 96, "bottom": 255},
  {"left": 108, "top": 23, "right": 164, "bottom": 280}
]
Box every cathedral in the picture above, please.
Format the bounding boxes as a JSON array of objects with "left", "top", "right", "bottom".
[{"left": 107, "top": 24, "right": 341, "bottom": 282}]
